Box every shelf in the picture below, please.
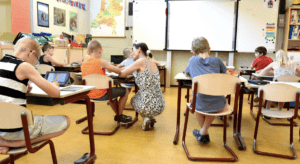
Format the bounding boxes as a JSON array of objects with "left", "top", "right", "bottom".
[
  {"left": 289, "top": 39, "right": 300, "bottom": 41},
  {"left": 290, "top": 23, "right": 300, "bottom": 25}
]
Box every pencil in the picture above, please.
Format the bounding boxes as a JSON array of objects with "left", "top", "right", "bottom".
[{"left": 53, "top": 74, "right": 60, "bottom": 82}]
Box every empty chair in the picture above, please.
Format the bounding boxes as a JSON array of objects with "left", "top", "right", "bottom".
[{"left": 36, "top": 64, "right": 55, "bottom": 76}]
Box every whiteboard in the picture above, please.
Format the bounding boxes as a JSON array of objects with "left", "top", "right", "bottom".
[
  {"left": 167, "top": 1, "right": 236, "bottom": 51},
  {"left": 236, "top": 0, "right": 279, "bottom": 53},
  {"left": 133, "top": 0, "right": 166, "bottom": 50}
]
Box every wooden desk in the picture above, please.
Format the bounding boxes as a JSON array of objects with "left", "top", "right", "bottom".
[
  {"left": 54, "top": 65, "right": 81, "bottom": 72},
  {"left": 26, "top": 84, "right": 96, "bottom": 164}
]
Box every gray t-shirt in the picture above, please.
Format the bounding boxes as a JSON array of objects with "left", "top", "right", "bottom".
[
  {"left": 185, "top": 56, "right": 227, "bottom": 113},
  {"left": 120, "top": 57, "right": 137, "bottom": 77}
]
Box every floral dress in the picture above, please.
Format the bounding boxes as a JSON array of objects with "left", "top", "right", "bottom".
[{"left": 131, "top": 60, "right": 165, "bottom": 117}]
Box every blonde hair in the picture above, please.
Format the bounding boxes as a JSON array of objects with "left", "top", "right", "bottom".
[
  {"left": 191, "top": 37, "right": 210, "bottom": 54},
  {"left": 88, "top": 40, "right": 102, "bottom": 53},
  {"left": 276, "top": 50, "right": 288, "bottom": 66},
  {"left": 14, "top": 37, "right": 41, "bottom": 57}
]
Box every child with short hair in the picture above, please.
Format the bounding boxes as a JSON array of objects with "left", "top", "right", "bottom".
[
  {"left": 250, "top": 46, "right": 273, "bottom": 72},
  {"left": 39, "top": 42, "right": 68, "bottom": 67},
  {"left": 81, "top": 40, "right": 132, "bottom": 124}
]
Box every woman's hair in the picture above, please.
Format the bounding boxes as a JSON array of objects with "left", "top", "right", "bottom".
[
  {"left": 133, "top": 43, "right": 153, "bottom": 58},
  {"left": 276, "top": 50, "right": 288, "bottom": 66},
  {"left": 42, "top": 42, "right": 53, "bottom": 53},
  {"left": 191, "top": 37, "right": 210, "bottom": 54}
]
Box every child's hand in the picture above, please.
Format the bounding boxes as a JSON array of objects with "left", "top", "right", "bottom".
[
  {"left": 26, "top": 83, "right": 32, "bottom": 94},
  {"left": 53, "top": 81, "right": 60, "bottom": 87}
]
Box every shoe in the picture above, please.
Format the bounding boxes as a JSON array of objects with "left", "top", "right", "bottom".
[
  {"left": 262, "top": 115, "right": 271, "bottom": 120},
  {"left": 74, "top": 153, "right": 97, "bottom": 164},
  {"left": 142, "top": 117, "right": 152, "bottom": 131},
  {"left": 253, "top": 95, "right": 259, "bottom": 102},
  {"left": 192, "top": 129, "right": 210, "bottom": 144},
  {"left": 218, "top": 116, "right": 223, "bottom": 120},
  {"left": 114, "top": 114, "right": 132, "bottom": 125},
  {"left": 150, "top": 117, "right": 156, "bottom": 127}
]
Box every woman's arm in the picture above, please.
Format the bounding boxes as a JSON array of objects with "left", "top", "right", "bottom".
[
  {"left": 45, "top": 55, "right": 68, "bottom": 67},
  {"left": 258, "top": 63, "right": 274, "bottom": 76},
  {"left": 119, "top": 58, "right": 144, "bottom": 78}
]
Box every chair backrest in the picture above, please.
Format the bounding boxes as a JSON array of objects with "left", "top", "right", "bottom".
[
  {"left": 0, "top": 102, "right": 33, "bottom": 129},
  {"left": 36, "top": 64, "right": 55, "bottom": 75},
  {"left": 260, "top": 83, "right": 299, "bottom": 102},
  {"left": 82, "top": 74, "right": 114, "bottom": 89},
  {"left": 192, "top": 73, "right": 241, "bottom": 96},
  {"left": 273, "top": 74, "right": 300, "bottom": 82}
]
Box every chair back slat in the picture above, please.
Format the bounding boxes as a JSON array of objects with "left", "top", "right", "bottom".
[
  {"left": 192, "top": 74, "right": 241, "bottom": 96},
  {"left": 36, "top": 64, "right": 55, "bottom": 75},
  {"left": 261, "top": 83, "right": 299, "bottom": 102},
  {"left": 273, "top": 74, "right": 300, "bottom": 82},
  {"left": 0, "top": 102, "right": 33, "bottom": 129},
  {"left": 83, "top": 74, "right": 114, "bottom": 89}
]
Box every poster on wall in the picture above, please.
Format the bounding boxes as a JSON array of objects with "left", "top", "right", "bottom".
[
  {"left": 54, "top": 7, "right": 66, "bottom": 27},
  {"left": 37, "top": 2, "right": 49, "bottom": 27},
  {"left": 69, "top": 11, "right": 78, "bottom": 32},
  {"left": 90, "top": 0, "right": 125, "bottom": 37}
]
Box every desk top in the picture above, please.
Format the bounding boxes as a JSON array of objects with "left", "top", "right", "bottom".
[
  {"left": 252, "top": 73, "right": 274, "bottom": 78},
  {"left": 27, "top": 84, "right": 95, "bottom": 98},
  {"left": 269, "top": 82, "right": 300, "bottom": 88},
  {"left": 174, "top": 73, "right": 191, "bottom": 80}
]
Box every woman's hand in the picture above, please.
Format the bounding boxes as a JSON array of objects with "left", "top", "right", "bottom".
[{"left": 26, "top": 83, "right": 32, "bottom": 94}]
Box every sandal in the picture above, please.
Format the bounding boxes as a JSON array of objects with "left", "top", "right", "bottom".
[{"left": 193, "top": 129, "right": 210, "bottom": 144}]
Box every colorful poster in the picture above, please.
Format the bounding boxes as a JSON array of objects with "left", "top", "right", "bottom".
[
  {"left": 54, "top": 7, "right": 66, "bottom": 27},
  {"left": 90, "top": 0, "right": 125, "bottom": 37},
  {"left": 37, "top": 2, "right": 49, "bottom": 27},
  {"left": 264, "top": 0, "right": 278, "bottom": 10},
  {"left": 69, "top": 11, "right": 78, "bottom": 32}
]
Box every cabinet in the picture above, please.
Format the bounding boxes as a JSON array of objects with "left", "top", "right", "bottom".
[{"left": 283, "top": 7, "right": 300, "bottom": 52}]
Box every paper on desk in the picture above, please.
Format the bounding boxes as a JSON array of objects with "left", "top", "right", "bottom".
[{"left": 106, "top": 72, "right": 119, "bottom": 77}]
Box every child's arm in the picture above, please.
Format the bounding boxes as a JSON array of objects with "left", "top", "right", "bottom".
[
  {"left": 101, "top": 60, "right": 121, "bottom": 74},
  {"left": 119, "top": 58, "right": 144, "bottom": 78},
  {"left": 44, "top": 55, "right": 68, "bottom": 67},
  {"left": 16, "top": 62, "right": 60, "bottom": 98},
  {"left": 153, "top": 60, "right": 161, "bottom": 66}
]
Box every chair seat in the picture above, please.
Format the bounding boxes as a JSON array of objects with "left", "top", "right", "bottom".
[
  {"left": 120, "top": 83, "right": 135, "bottom": 88},
  {"left": 6, "top": 140, "right": 49, "bottom": 155},
  {"left": 186, "top": 103, "right": 233, "bottom": 116},
  {"left": 261, "top": 109, "right": 294, "bottom": 118}
]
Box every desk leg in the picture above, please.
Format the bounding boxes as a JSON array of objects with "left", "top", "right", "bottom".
[
  {"left": 163, "top": 68, "right": 166, "bottom": 93},
  {"left": 173, "top": 81, "right": 181, "bottom": 145},
  {"left": 84, "top": 96, "right": 96, "bottom": 164},
  {"left": 233, "top": 88, "right": 246, "bottom": 150}
]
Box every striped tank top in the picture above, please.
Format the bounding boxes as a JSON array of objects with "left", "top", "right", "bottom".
[{"left": 0, "top": 55, "right": 29, "bottom": 107}]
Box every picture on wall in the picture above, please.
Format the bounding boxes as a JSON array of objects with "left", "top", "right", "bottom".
[
  {"left": 69, "top": 11, "right": 78, "bottom": 32},
  {"left": 37, "top": 2, "right": 49, "bottom": 27},
  {"left": 54, "top": 7, "right": 66, "bottom": 27}
]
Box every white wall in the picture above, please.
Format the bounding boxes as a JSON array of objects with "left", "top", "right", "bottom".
[
  {"left": 30, "top": 0, "right": 90, "bottom": 35},
  {"left": 0, "top": 2, "right": 11, "bottom": 33}
]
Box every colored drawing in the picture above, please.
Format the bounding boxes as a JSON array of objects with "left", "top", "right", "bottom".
[
  {"left": 69, "top": 11, "right": 78, "bottom": 32},
  {"left": 54, "top": 7, "right": 66, "bottom": 27},
  {"left": 265, "top": 23, "right": 276, "bottom": 41}
]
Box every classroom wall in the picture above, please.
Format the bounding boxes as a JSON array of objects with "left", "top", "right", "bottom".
[
  {"left": 30, "top": 0, "right": 90, "bottom": 36},
  {"left": 0, "top": 1, "right": 12, "bottom": 36}
]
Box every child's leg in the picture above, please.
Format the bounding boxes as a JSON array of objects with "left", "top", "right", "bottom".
[
  {"left": 195, "top": 113, "right": 205, "bottom": 127},
  {"left": 200, "top": 116, "right": 215, "bottom": 135},
  {"left": 278, "top": 102, "right": 285, "bottom": 111}
]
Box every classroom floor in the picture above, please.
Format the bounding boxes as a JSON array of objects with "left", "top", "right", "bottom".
[{"left": 1, "top": 87, "right": 300, "bottom": 164}]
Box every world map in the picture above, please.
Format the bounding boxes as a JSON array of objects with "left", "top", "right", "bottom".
[{"left": 91, "top": 0, "right": 125, "bottom": 37}]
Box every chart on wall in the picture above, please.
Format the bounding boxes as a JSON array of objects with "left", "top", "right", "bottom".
[
  {"left": 90, "top": 0, "right": 125, "bottom": 37},
  {"left": 69, "top": 11, "right": 78, "bottom": 32}
]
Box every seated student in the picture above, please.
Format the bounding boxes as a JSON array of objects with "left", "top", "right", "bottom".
[
  {"left": 81, "top": 40, "right": 132, "bottom": 124},
  {"left": 184, "top": 37, "right": 230, "bottom": 143},
  {"left": 259, "top": 50, "right": 300, "bottom": 111},
  {"left": 119, "top": 43, "right": 165, "bottom": 131},
  {"left": 39, "top": 42, "right": 68, "bottom": 67},
  {"left": 0, "top": 37, "right": 70, "bottom": 154},
  {"left": 147, "top": 51, "right": 161, "bottom": 66},
  {"left": 117, "top": 47, "right": 134, "bottom": 69},
  {"left": 250, "top": 46, "right": 273, "bottom": 74}
]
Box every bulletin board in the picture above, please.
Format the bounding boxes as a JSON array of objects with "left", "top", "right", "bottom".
[{"left": 236, "top": 0, "right": 279, "bottom": 53}]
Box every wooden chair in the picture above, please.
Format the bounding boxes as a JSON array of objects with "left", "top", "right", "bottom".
[
  {"left": 260, "top": 74, "right": 299, "bottom": 126},
  {"left": 0, "top": 102, "right": 57, "bottom": 164},
  {"left": 81, "top": 74, "right": 120, "bottom": 135},
  {"left": 254, "top": 83, "right": 299, "bottom": 159},
  {"left": 182, "top": 73, "right": 240, "bottom": 162},
  {"left": 36, "top": 64, "right": 55, "bottom": 75}
]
